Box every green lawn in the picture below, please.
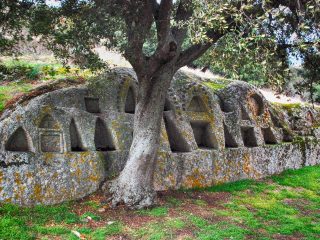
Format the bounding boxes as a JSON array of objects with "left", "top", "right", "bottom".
[{"left": 0, "top": 165, "right": 319, "bottom": 240}]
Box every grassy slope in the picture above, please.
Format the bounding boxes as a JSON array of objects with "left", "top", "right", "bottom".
[
  {"left": 0, "top": 165, "right": 319, "bottom": 240},
  {"left": 0, "top": 57, "right": 94, "bottom": 112}
]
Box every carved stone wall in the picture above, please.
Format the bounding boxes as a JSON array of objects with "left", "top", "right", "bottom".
[{"left": 0, "top": 68, "right": 319, "bottom": 205}]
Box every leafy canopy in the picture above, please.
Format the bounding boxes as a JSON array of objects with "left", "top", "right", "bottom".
[{"left": 0, "top": 0, "right": 319, "bottom": 88}]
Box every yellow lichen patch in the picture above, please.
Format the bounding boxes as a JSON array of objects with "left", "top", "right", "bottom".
[
  {"left": 26, "top": 172, "right": 33, "bottom": 179},
  {"left": 242, "top": 153, "right": 253, "bottom": 175},
  {"left": 33, "top": 184, "right": 43, "bottom": 202},
  {"left": 184, "top": 168, "right": 206, "bottom": 188},
  {"left": 0, "top": 171, "right": 3, "bottom": 184},
  {"left": 74, "top": 167, "right": 82, "bottom": 178},
  {"left": 16, "top": 114, "right": 22, "bottom": 121},
  {"left": 33, "top": 105, "right": 54, "bottom": 126},
  {"left": 4, "top": 198, "right": 12, "bottom": 203},
  {"left": 43, "top": 152, "right": 55, "bottom": 165},
  {"left": 14, "top": 173, "right": 22, "bottom": 185},
  {"left": 88, "top": 174, "right": 99, "bottom": 182},
  {"left": 14, "top": 185, "right": 26, "bottom": 203}
]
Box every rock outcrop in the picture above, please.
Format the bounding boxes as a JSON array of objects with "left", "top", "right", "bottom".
[{"left": 0, "top": 68, "right": 319, "bottom": 205}]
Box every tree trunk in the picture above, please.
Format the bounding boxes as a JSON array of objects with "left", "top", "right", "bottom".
[{"left": 108, "top": 69, "right": 174, "bottom": 209}]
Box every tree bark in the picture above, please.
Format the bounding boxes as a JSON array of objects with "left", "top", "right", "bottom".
[{"left": 108, "top": 69, "right": 175, "bottom": 209}]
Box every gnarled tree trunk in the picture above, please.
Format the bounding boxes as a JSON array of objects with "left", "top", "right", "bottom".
[{"left": 109, "top": 69, "right": 175, "bottom": 209}]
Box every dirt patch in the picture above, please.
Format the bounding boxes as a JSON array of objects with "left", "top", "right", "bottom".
[
  {"left": 107, "top": 235, "right": 131, "bottom": 240},
  {"left": 174, "top": 228, "right": 195, "bottom": 239},
  {"left": 272, "top": 233, "right": 306, "bottom": 240},
  {"left": 159, "top": 190, "right": 231, "bottom": 207},
  {"left": 282, "top": 198, "right": 319, "bottom": 215}
]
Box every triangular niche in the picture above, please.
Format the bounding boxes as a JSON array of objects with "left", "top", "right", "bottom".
[
  {"left": 39, "top": 114, "right": 59, "bottom": 129},
  {"left": 187, "top": 96, "right": 206, "bottom": 112},
  {"left": 5, "top": 127, "right": 31, "bottom": 152},
  {"left": 70, "top": 119, "right": 85, "bottom": 151}
]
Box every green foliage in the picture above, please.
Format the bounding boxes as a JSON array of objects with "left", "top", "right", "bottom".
[
  {"left": 1, "top": 0, "right": 318, "bottom": 91},
  {"left": 294, "top": 50, "right": 320, "bottom": 104},
  {"left": 0, "top": 59, "right": 93, "bottom": 82},
  {"left": 194, "top": 33, "right": 289, "bottom": 88}
]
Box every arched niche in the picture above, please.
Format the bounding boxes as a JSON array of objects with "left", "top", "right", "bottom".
[
  {"left": 125, "top": 86, "right": 136, "bottom": 114},
  {"left": 5, "top": 127, "right": 31, "bottom": 152},
  {"left": 94, "top": 118, "right": 116, "bottom": 151},
  {"left": 70, "top": 119, "right": 85, "bottom": 152},
  {"left": 187, "top": 96, "right": 207, "bottom": 112},
  {"left": 248, "top": 94, "right": 264, "bottom": 116}
]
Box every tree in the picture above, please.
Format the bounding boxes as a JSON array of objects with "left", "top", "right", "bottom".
[
  {"left": 295, "top": 48, "right": 320, "bottom": 106},
  {"left": 1, "top": 0, "right": 319, "bottom": 208}
]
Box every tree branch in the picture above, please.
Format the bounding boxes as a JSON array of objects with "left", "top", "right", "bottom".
[
  {"left": 122, "top": 1, "right": 154, "bottom": 75},
  {"left": 156, "top": 0, "right": 173, "bottom": 46},
  {"left": 172, "top": 0, "right": 193, "bottom": 48},
  {"left": 175, "top": 42, "right": 213, "bottom": 70}
]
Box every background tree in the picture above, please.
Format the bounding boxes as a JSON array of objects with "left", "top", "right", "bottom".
[
  {"left": 295, "top": 48, "right": 320, "bottom": 106},
  {"left": 1, "top": 0, "right": 319, "bottom": 208}
]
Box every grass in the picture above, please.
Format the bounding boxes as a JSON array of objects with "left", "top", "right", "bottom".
[
  {"left": 0, "top": 57, "right": 95, "bottom": 112},
  {"left": 0, "top": 165, "right": 319, "bottom": 239},
  {"left": 0, "top": 82, "right": 33, "bottom": 111}
]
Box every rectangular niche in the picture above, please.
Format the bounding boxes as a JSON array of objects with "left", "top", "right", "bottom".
[
  {"left": 223, "top": 123, "right": 238, "bottom": 148},
  {"left": 262, "top": 127, "right": 277, "bottom": 144},
  {"left": 85, "top": 97, "right": 100, "bottom": 113},
  {"left": 163, "top": 116, "right": 191, "bottom": 152},
  {"left": 40, "top": 133, "right": 63, "bottom": 153},
  {"left": 190, "top": 121, "right": 218, "bottom": 149},
  {"left": 241, "top": 127, "right": 258, "bottom": 148}
]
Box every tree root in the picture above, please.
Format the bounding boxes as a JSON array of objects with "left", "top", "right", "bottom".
[{"left": 103, "top": 178, "right": 157, "bottom": 209}]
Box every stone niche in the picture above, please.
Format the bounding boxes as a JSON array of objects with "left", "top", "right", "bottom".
[
  {"left": 94, "top": 118, "right": 116, "bottom": 151},
  {"left": 39, "top": 114, "right": 64, "bottom": 153},
  {"left": 125, "top": 86, "right": 136, "bottom": 114},
  {"left": 5, "top": 127, "right": 31, "bottom": 152},
  {"left": 85, "top": 97, "right": 100, "bottom": 113},
  {"left": 190, "top": 120, "right": 217, "bottom": 149},
  {"left": 248, "top": 93, "right": 264, "bottom": 116},
  {"left": 70, "top": 119, "right": 85, "bottom": 152}
]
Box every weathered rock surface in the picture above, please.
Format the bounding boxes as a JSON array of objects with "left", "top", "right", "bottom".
[{"left": 0, "top": 68, "right": 319, "bottom": 205}]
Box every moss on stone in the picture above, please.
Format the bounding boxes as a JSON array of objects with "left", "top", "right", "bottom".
[{"left": 204, "top": 81, "right": 227, "bottom": 91}]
